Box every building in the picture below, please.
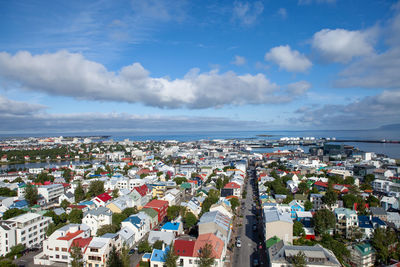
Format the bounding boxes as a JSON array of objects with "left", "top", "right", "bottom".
[
  {"left": 198, "top": 211, "right": 232, "bottom": 243},
  {"left": 193, "top": 233, "right": 225, "bottom": 267},
  {"left": 85, "top": 234, "right": 122, "bottom": 267},
  {"left": 93, "top": 193, "right": 112, "bottom": 207},
  {"left": 263, "top": 208, "right": 293, "bottom": 244},
  {"left": 268, "top": 240, "right": 341, "bottom": 267},
  {"left": 82, "top": 207, "right": 112, "bottom": 236},
  {"left": 38, "top": 184, "right": 64, "bottom": 203},
  {"left": 334, "top": 208, "right": 358, "bottom": 239},
  {"left": 348, "top": 243, "right": 375, "bottom": 267},
  {"left": 143, "top": 199, "right": 169, "bottom": 223},
  {"left": 174, "top": 239, "right": 197, "bottom": 267},
  {"left": 0, "top": 212, "right": 51, "bottom": 256}
]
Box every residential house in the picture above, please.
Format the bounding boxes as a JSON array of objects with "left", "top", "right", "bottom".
[
  {"left": 348, "top": 243, "right": 375, "bottom": 267},
  {"left": 174, "top": 239, "right": 197, "bottom": 267},
  {"left": 387, "top": 212, "right": 400, "bottom": 228},
  {"left": 58, "top": 191, "right": 75, "bottom": 204},
  {"left": 263, "top": 208, "right": 293, "bottom": 244},
  {"left": 93, "top": 193, "right": 112, "bottom": 207},
  {"left": 148, "top": 231, "right": 174, "bottom": 246},
  {"left": 222, "top": 182, "right": 241, "bottom": 197},
  {"left": 82, "top": 206, "right": 113, "bottom": 236},
  {"left": 289, "top": 200, "right": 305, "bottom": 219},
  {"left": 144, "top": 199, "right": 169, "bottom": 224},
  {"left": 268, "top": 241, "right": 341, "bottom": 267},
  {"left": 117, "top": 226, "right": 135, "bottom": 248},
  {"left": 150, "top": 247, "right": 169, "bottom": 267},
  {"left": 334, "top": 208, "right": 358, "bottom": 238},
  {"left": 134, "top": 184, "right": 152, "bottom": 208},
  {"left": 85, "top": 234, "right": 122, "bottom": 267},
  {"left": 161, "top": 221, "right": 183, "bottom": 236},
  {"left": 121, "top": 215, "right": 149, "bottom": 243},
  {"left": 198, "top": 211, "right": 232, "bottom": 244},
  {"left": 141, "top": 208, "right": 158, "bottom": 229},
  {"left": 370, "top": 207, "right": 387, "bottom": 221},
  {"left": 381, "top": 196, "right": 399, "bottom": 211},
  {"left": 38, "top": 184, "right": 64, "bottom": 203},
  {"left": 193, "top": 233, "right": 225, "bottom": 267}
]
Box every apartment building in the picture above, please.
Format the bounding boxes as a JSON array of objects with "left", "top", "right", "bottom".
[
  {"left": 38, "top": 184, "right": 64, "bottom": 203},
  {"left": 334, "top": 208, "right": 358, "bottom": 239}
]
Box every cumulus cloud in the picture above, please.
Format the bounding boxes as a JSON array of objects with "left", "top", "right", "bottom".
[
  {"left": 286, "top": 81, "right": 312, "bottom": 95},
  {"left": 233, "top": 1, "right": 264, "bottom": 25},
  {"left": 311, "top": 28, "right": 375, "bottom": 63},
  {"left": 291, "top": 89, "right": 400, "bottom": 129},
  {"left": 231, "top": 55, "right": 246, "bottom": 66},
  {"left": 0, "top": 95, "right": 269, "bottom": 133},
  {"left": 0, "top": 95, "right": 46, "bottom": 115},
  {"left": 265, "top": 45, "right": 312, "bottom": 72},
  {"left": 0, "top": 50, "right": 306, "bottom": 109}
]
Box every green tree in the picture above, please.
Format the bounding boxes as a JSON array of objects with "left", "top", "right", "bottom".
[
  {"left": 293, "top": 221, "right": 305, "bottom": 237},
  {"left": 342, "top": 194, "right": 358, "bottom": 209},
  {"left": 228, "top": 197, "right": 240, "bottom": 212},
  {"left": 4, "top": 244, "right": 25, "bottom": 259},
  {"left": 184, "top": 212, "right": 197, "bottom": 229},
  {"left": 0, "top": 259, "right": 17, "bottom": 267},
  {"left": 320, "top": 234, "right": 350, "bottom": 264},
  {"left": 288, "top": 251, "right": 306, "bottom": 267},
  {"left": 97, "top": 224, "right": 119, "bottom": 236},
  {"left": 107, "top": 245, "right": 122, "bottom": 267},
  {"left": 138, "top": 240, "right": 152, "bottom": 253},
  {"left": 167, "top": 206, "right": 182, "bottom": 221},
  {"left": 122, "top": 207, "right": 138, "bottom": 217},
  {"left": 121, "top": 243, "right": 130, "bottom": 267},
  {"left": 304, "top": 200, "right": 313, "bottom": 211},
  {"left": 364, "top": 174, "right": 375, "bottom": 184},
  {"left": 198, "top": 243, "right": 215, "bottom": 267},
  {"left": 367, "top": 195, "right": 380, "bottom": 207},
  {"left": 69, "top": 209, "right": 83, "bottom": 224},
  {"left": 63, "top": 168, "right": 72, "bottom": 183},
  {"left": 60, "top": 199, "right": 70, "bottom": 210},
  {"left": 70, "top": 245, "right": 83, "bottom": 267},
  {"left": 24, "top": 183, "right": 38, "bottom": 206},
  {"left": 112, "top": 213, "right": 128, "bottom": 227},
  {"left": 173, "top": 177, "right": 187, "bottom": 185},
  {"left": 153, "top": 240, "right": 164, "bottom": 250},
  {"left": 344, "top": 176, "right": 355, "bottom": 185},
  {"left": 164, "top": 244, "right": 179, "bottom": 267},
  {"left": 297, "top": 182, "right": 309, "bottom": 195},
  {"left": 0, "top": 187, "right": 17, "bottom": 197},
  {"left": 372, "top": 228, "right": 398, "bottom": 264},
  {"left": 2, "top": 208, "right": 27, "bottom": 220},
  {"left": 44, "top": 210, "right": 61, "bottom": 225},
  {"left": 87, "top": 180, "right": 105, "bottom": 197},
  {"left": 313, "top": 209, "right": 335, "bottom": 235},
  {"left": 112, "top": 188, "right": 119, "bottom": 198},
  {"left": 322, "top": 187, "right": 337, "bottom": 207},
  {"left": 75, "top": 181, "right": 85, "bottom": 203}
]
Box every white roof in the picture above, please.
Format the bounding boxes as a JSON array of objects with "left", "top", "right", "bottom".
[{"left": 8, "top": 212, "right": 42, "bottom": 223}]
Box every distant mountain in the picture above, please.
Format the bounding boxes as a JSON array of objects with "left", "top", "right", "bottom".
[{"left": 378, "top": 124, "right": 400, "bottom": 130}]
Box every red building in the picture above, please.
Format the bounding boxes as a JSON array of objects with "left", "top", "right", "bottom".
[{"left": 144, "top": 199, "right": 169, "bottom": 223}]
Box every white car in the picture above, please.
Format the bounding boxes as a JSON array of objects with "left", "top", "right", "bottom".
[{"left": 236, "top": 239, "right": 242, "bottom": 248}]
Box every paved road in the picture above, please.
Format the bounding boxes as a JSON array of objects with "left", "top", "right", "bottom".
[{"left": 232, "top": 165, "right": 260, "bottom": 267}]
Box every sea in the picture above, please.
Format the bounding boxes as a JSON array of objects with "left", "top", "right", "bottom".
[{"left": 1, "top": 129, "right": 400, "bottom": 163}]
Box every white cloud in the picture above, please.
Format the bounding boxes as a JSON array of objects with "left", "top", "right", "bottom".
[
  {"left": 277, "top": 8, "right": 287, "bottom": 19},
  {"left": 311, "top": 28, "right": 375, "bottom": 63},
  {"left": 233, "top": 1, "right": 264, "bottom": 25},
  {"left": 0, "top": 95, "right": 46, "bottom": 115},
  {"left": 298, "top": 0, "right": 336, "bottom": 5},
  {"left": 265, "top": 45, "right": 312, "bottom": 72},
  {"left": 286, "top": 81, "right": 312, "bottom": 95},
  {"left": 0, "top": 50, "right": 305, "bottom": 109},
  {"left": 231, "top": 55, "right": 246, "bottom": 66}
]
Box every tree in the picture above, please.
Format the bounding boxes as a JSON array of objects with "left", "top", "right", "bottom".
[
  {"left": 138, "top": 240, "right": 152, "bottom": 253},
  {"left": 70, "top": 245, "right": 83, "bottom": 267},
  {"left": 372, "top": 228, "right": 398, "bottom": 264},
  {"left": 173, "top": 177, "right": 187, "bottom": 185},
  {"left": 69, "top": 209, "right": 83, "bottom": 224},
  {"left": 2, "top": 208, "right": 27, "bottom": 220},
  {"left": 313, "top": 209, "right": 335, "bottom": 235},
  {"left": 167, "top": 206, "right": 182, "bottom": 221},
  {"left": 184, "top": 212, "right": 197, "bottom": 229},
  {"left": 153, "top": 240, "right": 164, "bottom": 250},
  {"left": 364, "top": 174, "right": 375, "bottom": 184},
  {"left": 0, "top": 187, "right": 17, "bottom": 197},
  {"left": 297, "top": 182, "right": 309, "bottom": 195},
  {"left": 112, "top": 188, "right": 119, "bottom": 198},
  {"left": 164, "top": 244, "right": 179, "bottom": 267},
  {"left": 288, "top": 251, "right": 306, "bottom": 267},
  {"left": 322, "top": 187, "right": 337, "bottom": 207},
  {"left": 367, "top": 195, "right": 380, "bottom": 207},
  {"left": 97, "top": 224, "right": 119, "bottom": 236},
  {"left": 44, "top": 210, "right": 61, "bottom": 225},
  {"left": 342, "top": 194, "right": 358, "bottom": 209},
  {"left": 107, "top": 245, "right": 122, "bottom": 267},
  {"left": 293, "top": 221, "right": 305, "bottom": 237},
  {"left": 304, "top": 200, "right": 313, "bottom": 211},
  {"left": 0, "top": 259, "right": 17, "bottom": 267},
  {"left": 112, "top": 213, "right": 127, "bottom": 227},
  {"left": 60, "top": 199, "right": 70, "bottom": 210},
  {"left": 320, "top": 234, "right": 350, "bottom": 264},
  {"left": 121, "top": 243, "right": 130, "bottom": 267},
  {"left": 122, "top": 207, "right": 138, "bottom": 217},
  {"left": 87, "top": 180, "right": 105, "bottom": 197},
  {"left": 344, "top": 176, "right": 355, "bottom": 185},
  {"left": 198, "top": 243, "right": 215, "bottom": 267},
  {"left": 75, "top": 181, "right": 85, "bottom": 203},
  {"left": 4, "top": 244, "right": 25, "bottom": 259},
  {"left": 228, "top": 197, "right": 240, "bottom": 212},
  {"left": 63, "top": 168, "right": 72, "bottom": 183},
  {"left": 24, "top": 183, "right": 38, "bottom": 206}
]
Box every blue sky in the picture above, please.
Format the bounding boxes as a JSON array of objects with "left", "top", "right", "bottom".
[{"left": 0, "top": 0, "right": 399, "bottom": 133}]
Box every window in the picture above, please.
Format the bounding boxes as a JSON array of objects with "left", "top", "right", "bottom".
[
  {"left": 56, "top": 247, "right": 59, "bottom": 251},
  {"left": 62, "top": 248, "right": 68, "bottom": 252},
  {"left": 56, "top": 255, "right": 59, "bottom": 259},
  {"left": 62, "top": 255, "right": 68, "bottom": 260}
]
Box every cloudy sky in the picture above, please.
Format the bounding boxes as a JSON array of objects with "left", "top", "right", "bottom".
[{"left": 0, "top": 0, "right": 400, "bottom": 133}]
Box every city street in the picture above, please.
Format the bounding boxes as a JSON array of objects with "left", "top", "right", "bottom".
[{"left": 232, "top": 165, "right": 262, "bottom": 267}]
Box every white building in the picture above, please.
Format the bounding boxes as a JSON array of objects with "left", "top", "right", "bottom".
[
  {"left": 38, "top": 184, "right": 64, "bottom": 203},
  {"left": 0, "top": 213, "right": 51, "bottom": 256},
  {"left": 82, "top": 207, "right": 112, "bottom": 236},
  {"left": 85, "top": 234, "right": 122, "bottom": 267}
]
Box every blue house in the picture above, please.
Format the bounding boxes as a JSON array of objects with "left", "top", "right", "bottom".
[
  {"left": 161, "top": 221, "right": 183, "bottom": 235},
  {"left": 150, "top": 246, "right": 169, "bottom": 266},
  {"left": 288, "top": 200, "right": 304, "bottom": 219},
  {"left": 10, "top": 199, "right": 28, "bottom": 209}
]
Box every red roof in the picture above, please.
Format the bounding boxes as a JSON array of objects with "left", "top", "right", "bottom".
[
  {"left": 134, "top": 184, "right": 149, "bottom": 197},
  {"left": 314, "top": 181, "right": 328, "bottom": 187},
  {"left": 174, "top": 240, "right": 195, "bottom": 257},
  {"left": 144, "top": 199, "right": 169, "bottom": 209},
  {"left": 224, "top": 182, "right": 241, "bottom": 189},
  {"left": 69, "top": 237, "right": 93, "bottom": 252},
  {"left": 96, "top": 193, "right": 112, "bottom": 202},
  {"left": 58, "top": 230, "right": 84, "bottom": 241}
]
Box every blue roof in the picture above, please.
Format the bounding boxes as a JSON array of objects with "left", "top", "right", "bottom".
[
  {"left": 150, "top": 247, "right": 169, "bottom": 262},
  {"left": 142, "top": 253, "right": 151, "bottom": 260},
  {"left": 162, "top": 222, "right": 180, "bottom": 231},
  {"left": 123, "top": 215, "right": 142, "bottom": 228},
  {"left": 358, "top": 216, "right": 373, "bottom": 229},
  {"left": 371, "top": 217, "right": 386, "bottom": 226},
  {"left": 78, "top": 201, "right": 94, "bottom": 206},
  {"left": 101, "top": 233, "right": 118, "bottom": 238},
  {"left": 11, "top": 200, "right": 28, "bottom": 208}
]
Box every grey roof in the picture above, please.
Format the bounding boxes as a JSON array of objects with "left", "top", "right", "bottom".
[
  {"left": 53, "top": 208, "right": 65, "bottom": 216},
  {"left": 148, "top": 230, "right": 174, "bottom": 245},
  {"left": 263, "top": 209, "right": 292, "bottom": 224},
  {"left": 64, "top": 192, "right": 74, "bottom": 198},
  {"left": 370, "top": 207, "right": 387, "bottom": 216},
  {"left": 118, "top": 227, "right": 135, "bottom": 241},
  {"left": 198, "top": 211, "right": 231, "bottom": 231},
  {"left": 84, "top": 206, "right": 112, "bottom": 217}
]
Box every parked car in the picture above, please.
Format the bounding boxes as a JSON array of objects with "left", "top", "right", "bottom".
[{"left": 236, "top": 239, "right": 242, "bottom": 248}]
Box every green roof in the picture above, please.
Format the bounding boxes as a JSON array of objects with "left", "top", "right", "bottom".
[
  {"left": 355, "top": 243, "right": 374, "bottom": 256},
  {"left": 141, "top": 208, "right": 158, "bottom": 218},
  {"left": 266, "top": 236, "right": 281, "bottom": 248},
  {"left": 180, "top": 182, "right": 192, "bottom": 189}
]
